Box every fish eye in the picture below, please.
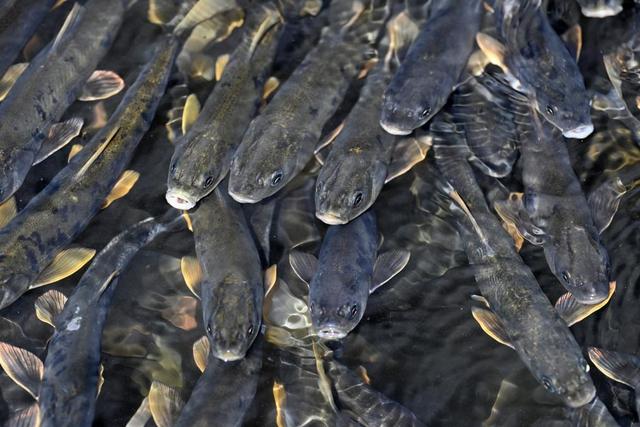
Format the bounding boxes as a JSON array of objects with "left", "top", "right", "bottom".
[
  {"left": 349, "top": 304, "right": 359, "bottom": 319},
  {"left": 203, "top": 176, "right": 214, "bottom": 188},
  {"left": 582, "top": 359, "right": 590, "bottom": 373},
  {"left": 419, "top": 106, "right": 431, "bottom": 119},
  {"left": 247, "top": 324, "right": 254, "bottom": 336},
  {"left": 271, "top": 171, "right": 283, "bottom": 186},
  {"left": 561, "top": 271, "right": 571, "bottom": 282},
  {"left": 206, "top": 325, "right": 212, "bottom": 335},
  {"left": 352, "top": 192, "right": 363, "bottom": 207},
  {"left": 546, "top": 105, "right": 555, "bottom": 115},
  {"left": 541, "top": 376, "right": 556, "bottom": 393}
]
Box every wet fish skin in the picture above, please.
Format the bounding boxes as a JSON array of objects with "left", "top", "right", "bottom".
[
  {"left": 379, "top": 0, "right": 483, "bottom": 135},
  {"left": 495, "top": 0, "right": 593, "bottom": 138},
  {"left": 166, "top": 5, "right": 282, "bottom": 210},
  {"left": 174, "top": 339, "right": 262, "bottom": 427},
  {"left": 309, "top": 211, "right": 378, "bottom": 339},
  {"left": 192, "top": 184, "right": 263, "bottom": 361},
  {"left": 38, "top": 213, "right": 182, "bottom": 427},
  {"left": 316, "top": 68, "right": 395, "bottom": 225},
  {"left": 0, "top": 0, "right": 126, "bottom": 203},
  {"left": 432, "top": 120, "right": 596, "bottom": 409},
  {"left": 228, "top": 0, "right": 388, "bottom": 204},
  {"left": 0, "top": 0, "right": 55, "bottom": 80},
  {"left": 0, "top": 36, "right": 178, "bottom": 310},
  {"left": 517, "top": 117, "right": 610, "bottom": 304},
  {"left": 327, "top": 359, "right": 426, "bottom": 427}
]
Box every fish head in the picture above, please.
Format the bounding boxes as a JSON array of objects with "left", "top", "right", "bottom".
[
  {"left": 228, "top": 125, "right": 302, "bottom": 203},
  {"left": 203, "top": 276, "right": 262, "bottom": 362},
  {"left": 533, "top": 86, "right": 593, "bottom": 139},
  {"left": 545, "top": 226, "right": 610, "bottom": 304},
  {"left": 531, "top": 353, "right": 596, "bottom": 408},
  {"left": 315, "top": 154, "right": 386, "bottom": 225},
  {"left": 380, "top": 75, "right": 443, "bottom": 135}
]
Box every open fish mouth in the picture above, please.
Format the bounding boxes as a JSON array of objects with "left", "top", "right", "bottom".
[
  {"left": 227, "top": 188, "right": 260, "bottom": 204},
  {"left": 562, "top": 123, "right": 594, "bottom": 139},
  {"left": 316, "top": 326, "right": 347, "bottom": 340},
  {"left": 316, "top": 211, "right": 348, "bottom": 225},
  {"left": 580, "top": 5, "right": 622, "bottom": 18},
  {"left": 165, "top": 190, "right": 196, "bottom": 210},
  {"left": 379, "top": 120, "right": 413, "bottom": 136},
  {"left": 215, "top": 350, "right": 245, "bottom": 362}
]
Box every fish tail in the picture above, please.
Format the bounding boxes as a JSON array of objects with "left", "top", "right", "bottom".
[{"left": 237, "top": 3, "right": 283, "bottom": 59}]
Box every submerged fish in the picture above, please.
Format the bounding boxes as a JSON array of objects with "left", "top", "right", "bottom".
[
  {"left": 290, "top": 211, "right": 409, "bottom": 340},
  {"left": 380, "top": 0, "right": 483, "bottom": 135},
  {"left": 432, "top": 120, "right": 596, "bottom": 408},
  {"left": 166, "top": 4, "right": 283, "bottom": 210},
  {"left": 191, "top": 183, "right": 265, "bottom": 361},
  {"left": 228, "top": 0, "right": 389, "bottom": 203},
  {"left": 588, "top": 347, "right": 640, "bottom": 416},
  {"left": 492, "top": 104, "right": 611, "bottom": 304},
  {"left": 173, "top": 339, "right": 262, "bottom": 427},
  {"left": 0, "top": 36, "right": 178, "bottom": 309},
  {"left": 477, "top": 0, "right": 593, "bottom": 138},
  {"left": 0, "top": 0, "right": 126, "bottom": 203},
  {"left": 38, "top": 212, "right": 184, "bottom": 427}
]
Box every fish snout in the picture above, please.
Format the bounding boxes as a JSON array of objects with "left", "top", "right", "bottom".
[
  {"left": 315, "top": 210, "right": 348, "bottom": 225},
  {"left": 165, "top": 190, "right": 196, "bottom": 210},
  {"left": 316, "top": 325, "right": 348, "bottom": 341},
  {"left": 227, "top": 188, "right": 260, "bottom": 204},
  {"left": 563, "top": 380, "right": 596, "bottom": 408},
  {"left": 562, "top": 123, "right": 594, "bottom": 139},
  {"left": 214, "top": 349, "right": 245, "bottom": 362},
  {"left": 580, "top": 4, "right": 622, "bottom": 18}
]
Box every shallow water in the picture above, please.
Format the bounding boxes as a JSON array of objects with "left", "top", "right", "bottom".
[{"left": 0, "top": 1, "right": 640, "bottom": 426}]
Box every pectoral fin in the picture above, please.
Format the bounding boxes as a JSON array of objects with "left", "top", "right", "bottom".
[
  {"left": 562, "top": 25, "right": 582, "bottom": 61},
  {"left": 288, "top": 251, "right": 318, "bottom": 284},
  {"left": 182, "top": 94, "right": 200, "bottom": 135},
  {"left": 192, "top": 336, "right": 210, "bottom": 373},
  {"left": 0, "top": 63, "right": 28, "bottom": 101},
  {"left": 180, "top": 256, "right": 202, "bottom": 298},
  {"left": 67, "top": 144, "right": 83, "bottom": 162},
  {"left": 34, "top": 290, "right": 68, "bottom": 328},
  {"left": 588, "top": 347, "right": 640, "bottom": 389},
  {"left": 386, "top": 134, "right": 432, "bottom": 183},
  {"left": 0, "top": 196, "right": 17, "bottom": 229},
  {"left": 0, "top": 342, "right": 43, "bottom": 399},
  {"left": 97, "top": 363, "right": 105, "bottom": 398},
  {"left": 215, "top": 54, "right": 230, "bottom": 81},
  {"left": 148, "top": 0, "right": 177, "bottom": 25},
  {"left": 102, "top": 170, "right": 140, "bottom": 209},
  {"left": 188, "top": 53, "right": 215, "bottom": 81},
  {"left": 471, "top": 306, "right": 514, "bottom": 349},
  {"left": 127, "top": 397, "right": 151, "bottom": 427},
  {"left": 5, "top": 403, "right": 39, "bottom": 427},
  {"left": 476, "top": 33, "right": 508, "bottom": 72},
  {"left": 588, "top": 177, "right": 627, "bottom": 233},
  {"left": 262, "top": 76, "right": 280, "bottom": 102},
  {"left": 79, "top": 70, "right": 125, "bottom": 101},
  {"left": 494, "top": 192, "right": 546, "bottom": 245},
  {"left": 148, "top": 381, "right": 184, "bottom": 427},
  {"left": 32, "top": 247, "right": 96, "bottom": 288},
  {"left": 371, "top": 250, "right": 410, "bottom": 292},
  {"left": 33, "top": 118, "right": 84, "bottom": 165}
]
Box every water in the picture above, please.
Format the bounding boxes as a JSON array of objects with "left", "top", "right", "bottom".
[{"left": 0, "top": 1, "right": 640, "bottom": 426}]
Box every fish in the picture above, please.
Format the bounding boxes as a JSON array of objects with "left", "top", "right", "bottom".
[
  {"left": 315, "top": 11, "right": 430, "bottom": 225},
  {"left": 431, "top": 119, "right": 596, "bottom": 408},
  {"left": 491, "top": 101, "right": 612, "bottom": 304},
  {"left": 380, "top": 0, "right": 483, "bottom": 135},
  {"left": 173, "top": 338, "right": 263, "bottom": 427},
  {"left": 576, "top": 0, "right": 623, "bottom": 18},
  {"left": 588, "top": 347, "right": 640, "bottom": 416},
  {"left": 0, "top": 36, "right": 178, "bottom": 310},
  {"left": 0, "top": 0, "right": 56, "bottom": 80},
  {"left": 289, "top": 210, "right": 410, "bottom": 340},
  {"left": 327, "top": 358, "right": 426, "bottom": 426},
  {"left": 191, "top": 182, "right": 268, "bottom": 361},
  {"left": 0, "top": 0, "right": 126, "bottom": 203},
  {"left": 227, "top": 0, "right": 389, "bottom": 204},
  {"left": 37, "top": 212, "right": 185, "bottom": 427},
  {"left": 477, "top": 0, "right": 593, "bottom": 138},
  {"left": 166, "top": 4, "right": 283, "bottom": 210}
]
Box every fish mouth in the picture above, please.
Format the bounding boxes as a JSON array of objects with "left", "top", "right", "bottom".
[
  {"left": 580, "top": 5, "right": 622, "bottom": 18},
  {"left": 316, "top": 326, "right": 348, "bottom": 340},
  {"left": 316, "top": 211, "right": 348, "bottom": 225},
  {"left": 562, "top": 123, "right": 594, "bottom": 139},
  {"left": 227, "top": 188, "right": 260, "bottom": 204},
  {"left": 165, "top": 190, "right": 196, "bottom": 210},
  {"left": 564, "top": 385, "right": 597, "bottom": 408},
  {"left": 379, "top": 120, "right": 413, "bottom": 136},
  {"left": 215, "top": 350, "right": 245, "bottom": 362}
]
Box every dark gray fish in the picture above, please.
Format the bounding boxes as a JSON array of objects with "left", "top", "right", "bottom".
[
  {"left": 576, "top": 0, "right": 623, "bottom": 17},
  {"left": 191, "top": 183, "right": 263, "bottom": 361},
  {"left": 0, "top": 36, "right": 178, "bottom": 309},
  {"left": 480, "top": 0, "right": 593, "bottom": 138},
  {"left": 493, "top": 101, "right": 611, "bottom": 304},
  {"left": 289, "top": 211, "right": 409, "bottom": 339},
  {"left": 38, "top": 212, "right": 184, "bottom": 427},
  {"left": 588, "top": 347, "right": 640, "bottom": 417},
  {"left": 0, "top": 0, "right": 55, "bottom": 79},
  {"left": 380, "top": 0, "right": 483, "bottom": 135},
  {"left": 173, "top": 339, "right": 262, "bottom": 427},
  {"left": 165, "top": 4, "right": 283, "bottom": 210},
  {"left": 327, "top": 359, "right": 426, "bottom": 427},
  {"left": 431, "top": 120, "right": 596, "bottom": 408},
  {"left": 0, "top": 0, "right": 126, "bottom": 203},
  {"left": 228, "top": 0, "right": 389, "bottom": 204}
]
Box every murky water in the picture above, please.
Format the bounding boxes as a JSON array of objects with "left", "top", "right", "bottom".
[{"left": 0, "top": 1, "right": 639, "bottom": 426}]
